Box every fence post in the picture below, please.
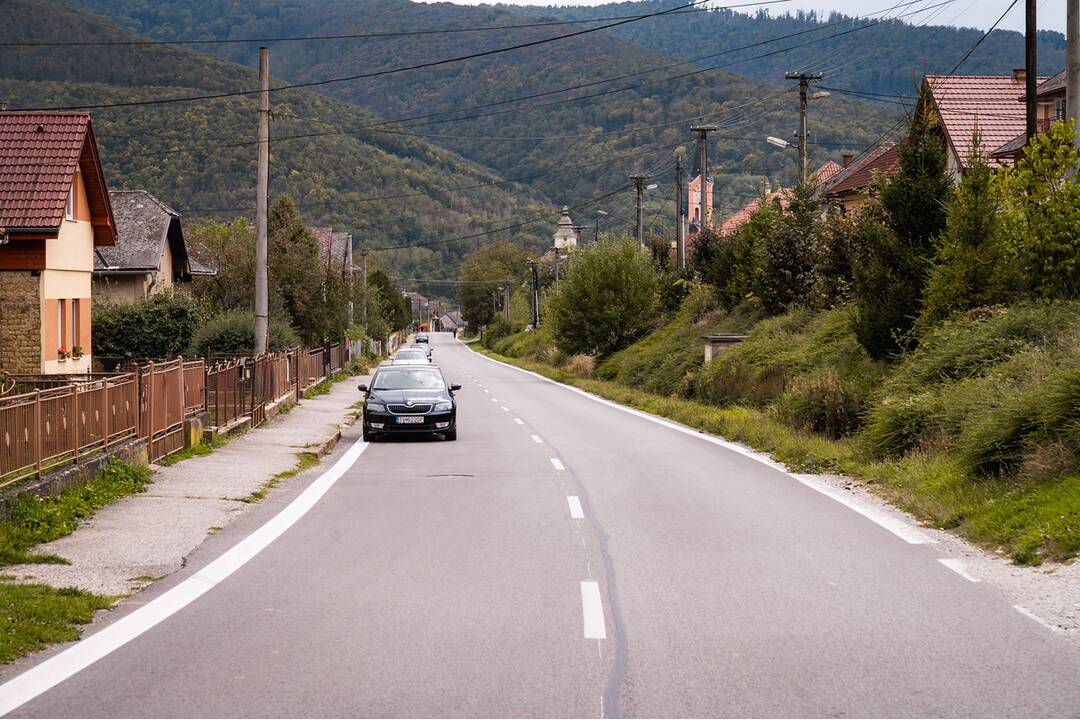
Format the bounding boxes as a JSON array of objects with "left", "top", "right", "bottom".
[
  {"left": 33, "top": 389, "right": 42, "bottom": 479},
  {"left": 103, "top": 378, "right": 111, "bottom": 450},
  {"left": 177, "top": 355, "right": 185, "bottom": 420},
  {"left": 73, "top": 384, "right": 79, "bottom": 462},
  {"left": 146, "top": 361, "right": 155, "bottom": 456}
]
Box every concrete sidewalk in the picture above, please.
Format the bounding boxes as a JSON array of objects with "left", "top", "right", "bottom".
[{"left": 7, "top": 374, "right": 367, "bottom": 596}]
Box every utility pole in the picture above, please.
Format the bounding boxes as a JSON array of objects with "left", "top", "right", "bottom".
[
  {"left": 528, "top": 260, "right": 540, "bottom": 328},
  {"left": 631, "top": 174, "right": 648, "bottom": 249},
  {"left": 254, "top": 47, "right": 270, "bottom": 355},
  {"left": 690, "top": 124, "right": 717, "bottom": 233},
  {"left": 674, "top": 148, "right": 686, "bottom": 270},
  {"left": 503, "top": 282, "right": 510, "bottom": 322},
  {"left": 1069, "top": 0, "right": 1079, "bottom": 153},
  {"left": 553, "top": 247, "right": 561, "bottom": 290},
  {"left": 785, "top": 72, "right": 823, "bottom": 185},
  {"left": 346, "top": 233, "right": 354, "bottom": 328},
  {"left": 572, "top": 224, "right": 587, "bottom": 248},
  {"left": 360, "top": 248, "right": 368, "bottom": 326},
  {"left": 1026, "top": 0, "right": 1037, "bottom": 145}
]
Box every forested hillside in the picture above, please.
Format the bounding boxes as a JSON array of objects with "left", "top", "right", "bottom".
[
  {"left": 502, "top": 1, "right": 1066, "bottom": 96},
  {"left": 0, "top": 0, "right": 552, "bottom": 282},
  {"left": 61, "top": 0, "right": 895, "bottom": 222}
]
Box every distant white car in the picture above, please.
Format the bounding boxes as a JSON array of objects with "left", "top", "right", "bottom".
[{"left": 392, "top": 348, "right": 432, "bottom": 365}]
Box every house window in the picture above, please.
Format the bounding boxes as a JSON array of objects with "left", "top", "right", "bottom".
[
  {"left": 57, "top": 299, "right": 67, "bottom": 353},
  {"left": 72, "top": 298, "right": 80, "bottom": 350},
  {"left": 65, "top": 184, "right": 74, "bottom": 221}
]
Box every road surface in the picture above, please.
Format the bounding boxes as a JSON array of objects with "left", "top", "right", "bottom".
[{"left": 5, "top": 332, "right": 1080, "bottom": 717}]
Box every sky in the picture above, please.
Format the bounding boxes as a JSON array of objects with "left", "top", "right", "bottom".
[{"left": 436, "top": 0, "right": 1068, "bottom": 34}]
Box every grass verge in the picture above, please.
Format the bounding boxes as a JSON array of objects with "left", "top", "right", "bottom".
[
  {"left": 0, "top": 460, "right": 151, "bottom": 567},
  {"left": 235, "top": 452, "right": 320, "bottom": 504},
  {"left": 0, "top": 582, "right": 114, "bottom": 664},
  {"left": 471, "top": 346, "right": 1080, "bottom": 565},
  {"left": 156, "top": 433, "right": 227, "bottom": 467}
]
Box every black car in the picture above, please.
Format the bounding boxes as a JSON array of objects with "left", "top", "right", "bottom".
[{"left": 358, "top": 365, "right": 460, "bottom": 441}]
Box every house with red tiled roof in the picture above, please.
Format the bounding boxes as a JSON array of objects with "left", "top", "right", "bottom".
[
  {"left": 717, "top": 160, "right": 847, "bottom": 238},
  {"left": 991, "top": 69, "right": 1068, "bottom": 162},
  {"left": 921, "top": 71, "right": 1045, "bottom": 179},
  {"left": 820, "top": 143, "right": 901, "bottom": 214},
  {"left": 0, "top": 112, "right": 116, "bottom": 374}
]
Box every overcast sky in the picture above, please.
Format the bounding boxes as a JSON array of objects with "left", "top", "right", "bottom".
[{"left": 436, "top": 1, "right": 1068, "bottom": 34}]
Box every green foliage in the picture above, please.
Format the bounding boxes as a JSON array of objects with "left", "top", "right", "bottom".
[
  {"left": 0, "top": 582, "right": 114, "bottom": 664},
  {"left": 92, "top": 291, "right": 201, "bottom": 359},
  {"left": 458, "top": 241, "right": 530, "bottom": 329},
  {"left": 548, "top": 238, "right": 660, "bottom": 356},
  {"left": 0, "top": 460, "right": 150, "bottom": 567},
  {"left": 188, "top": 310, "right": 301, "bottom": 357},
  {"left": 760, "top": 183, "right": 821, "bottom": 313},
  {"left": 692, "top": 206, "right": 775, "bottom": 309},
  {"left": 919, "top": 145, "right": 1016, "bottom": 329},
  {"left": 998, "top": 120, "right": 1080, "bottom": 300}
]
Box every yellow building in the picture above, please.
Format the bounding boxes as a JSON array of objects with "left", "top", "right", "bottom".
[{"left": 0, "top": 112, "right": 116, "bottom": 374}]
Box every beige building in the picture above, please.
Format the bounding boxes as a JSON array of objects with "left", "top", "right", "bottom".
[{"left": 0, "top": 112, "right": 117, "bottom": 375}]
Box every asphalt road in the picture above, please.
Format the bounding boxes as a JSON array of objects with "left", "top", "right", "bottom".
[{"left": 6, "top": 332, "right": 1080, "bottom": 717}]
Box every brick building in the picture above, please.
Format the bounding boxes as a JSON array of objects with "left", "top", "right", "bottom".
[{"left": 0, "top": 112, "right": 116, "bottom": 374}]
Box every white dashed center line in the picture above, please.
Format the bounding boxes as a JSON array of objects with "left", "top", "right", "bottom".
[
  {"left": 501, "top": 406, "right": 510, "bottom": 412},
  {"left": 550, "top": 458, "right": 565, "bottom": 471},
  {"left": 567, "top": 495, "right": 584, "bottom": 519},
  {"left": 514, "top": 418, "right": 524, "bottom": 425},
  {"left": 580, "top": 581, "right": 607, "bottom": 639},
  {"left": 530, "top": 434, "right": 544, "bottom": 444}
]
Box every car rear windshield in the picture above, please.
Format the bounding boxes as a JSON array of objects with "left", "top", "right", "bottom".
[
  {"left": 372, "top": 367, "right": 445, "bottom": 390},
  {"left": 396, "top": 350, "right": 425, "bottom": 358}
]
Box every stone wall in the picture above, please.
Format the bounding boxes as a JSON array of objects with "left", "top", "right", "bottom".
[{"left": 0, "top": 271, "right": 41, "bottom": 374}]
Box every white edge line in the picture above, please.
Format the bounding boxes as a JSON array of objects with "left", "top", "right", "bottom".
[
  {"left": 514, "top": 418, "right": 524, "bottom": 425},
  {"left": 550, "top": 458, "right": 565, "bottom": 471},
  {"left": 531, "top": 434, "right": 544, "bottom": 444},
  {"left": 938, "top": 558, "right": 980, "bottom": 582},
  {"left": 501, "top": 406, "right": 510, "bottom": 412},
  {"left": 1013, "top": 605, "right": 1064, "bottom": 634},
  {"left": 468, "top": 345, "right": 936, "bottom": 546},
  {"left": 0, "top": 438, "right": 369, "bottom": 717},
  {"left": 567, "top": 495, "right": 585, "bottom": 519},
  {"left": 580, "top": 581, "right": 607, "bottom": 639}
]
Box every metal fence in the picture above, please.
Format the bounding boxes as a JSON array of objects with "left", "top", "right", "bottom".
[{"left": 1, "top": 340, "right": 351, "bottom": 487}]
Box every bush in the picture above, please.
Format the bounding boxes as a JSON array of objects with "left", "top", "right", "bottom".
[
  {"left": 776, "top": 369, "right": 865, "bottom": 439},
  {"left": 549, "top": 237, "right": 660, "bottom": 356},
  {"left": 565, "top": 354, "right": 595, "bottom": 378},
  {"left": 188, "top": 310, "right": 300, "bottom": 357},
  {"left": 92, "top": 291, "right": 201, "bottom": 359}
]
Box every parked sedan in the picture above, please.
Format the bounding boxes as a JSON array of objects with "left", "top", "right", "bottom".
[
  {"left": 359, "top": 365, "right": 460, "bottom": 441},
  {"left": 392, "top": 348, "right": 432, "bottom": 365}
]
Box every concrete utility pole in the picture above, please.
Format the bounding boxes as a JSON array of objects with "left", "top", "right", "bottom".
[
  {"left": 690, "top": 124, "right": 717, "bottom": 233},
  {"left": 254, "top": 47, "right": 270, "bottom": 355},
  {"left": 528, "top": 260, "right": 540, "bottom": 328},
  {"left": 674, "top": 148, "right": 686, "bottom": 270},
  {"left": 503, "top": 282, "right": 510, "bottom": 322},
  {"left": 1069, "top": 0, "right": 1080, "bottom": 153},
  {"left": 553, "top": 247, "right": 561, "bottom": 290},
  {"left": 1026, "top": 0, "right": 1037, "bottom": 145},
  {"left": 631, "top": 174, "right": 648, "bottom": 249},
  {"left": 785, "top": 71, "right": 823, "bottom": 185},
  {"left": 572, "top": 224, "right": 587, "bottom": 248},
  {"left": 360, "top": 248, "right": 368, "bottom": 326}
]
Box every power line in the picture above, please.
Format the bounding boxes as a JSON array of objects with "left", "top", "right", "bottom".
[{"left": 0, "top": 1, "right": 790, "bottom": 47}]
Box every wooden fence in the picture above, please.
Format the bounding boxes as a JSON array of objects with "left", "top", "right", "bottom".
[{"left": 1, "top": 340, "right": 350, "bottom": 488}]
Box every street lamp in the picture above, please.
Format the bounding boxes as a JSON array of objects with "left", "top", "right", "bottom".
[{"left": 767, "top": 135, "right": 794, "bottom": 150}]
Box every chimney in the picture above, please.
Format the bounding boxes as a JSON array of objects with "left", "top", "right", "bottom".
[
  {"left": 842, "top": 152, "right": 853, "bottom": 167},
  {"left": 1013, "top": 68, "right": 1027, "bottom": 82}
]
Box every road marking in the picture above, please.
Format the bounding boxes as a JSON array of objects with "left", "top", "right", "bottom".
[
  {"left": 580, "top": 581, "right": 607, "bottom": 639},
  {"left": 491, "top": 398, "right": 498, "bottom": 402},
  {"left": 938, "top": 558, "right": 979, "bottom": 582},
  {"left": 501, "top": 406, "right": 510, "bottom": 412},
  {"left": 550, "top": 458, "right": 565, "bottom": 471},
  {"left": 514, "top": 418, "right": 524, "bottom": 425},
  {"left": 1013, "top": 605, "right": 1064, "bottom": 634},
  {"left": 470, "top": 347, "right": 936, "bottom": 546},
  {"left": 0, "top": 438, "right": 369, "bottom": 718},
  {"left": 483, "top": 389, "right": 489, "bottom": 393},
  {"left": 531, "top": 434, "right": 544, "bottom": 444},
  {"left": 567, "top": 495, "right": 584, "bottom": 519}
]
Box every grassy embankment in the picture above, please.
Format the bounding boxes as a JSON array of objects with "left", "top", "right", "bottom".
[
  {"left": 0, "top": 460, "right": 151, "bottom": 662},
  {"left": 479, "top": 294, "right": 1080, "bottom": 565}
]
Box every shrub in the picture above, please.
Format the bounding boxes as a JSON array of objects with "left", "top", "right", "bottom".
[
  {"left": 92, "top": 291, "right": 201, "bottom": 359},
  {"left": 760, "top": 183, "right": 820, "bottom": 313},
  {"left": 549, "top": 237, "right": 660, "bottom": 356},
  {"left": 776, "top": 369, "right": 866, "bottom": 439},
  {"left": 565, "top": 354, "right": 595, "bottom": 378},
  {"left": 861, "top": 394, "right": 935, "bottom": 458},
  {"left": 189, "top": 310, "right": 300, "bottom": 357}
]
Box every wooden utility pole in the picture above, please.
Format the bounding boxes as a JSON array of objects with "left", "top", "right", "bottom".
[
  {"left": 785, "top": 72, "right": 823, "bottom": 185},
  {"left": 360, "top": 248, "right": 368, "bottom": 326},
  {"left": 690, "top": 124, "right": 717, "bottom": 233},
  {"left": 503, "top": 282, "right": 510, "bottom": 322},
  {"left": 1026, "top": 0, "right": 1037, "bottom": 145},
  {"left": 631, "top": 174, "right": 648, "bottom": 249},
  {"left": 346, "top": 233, "right": 354, "bottom": 328},
  {"left": 1069, "top": 0, "right": 1080, "bottom": 153},
  {"left": 674, "top": 148, "right": 686, "bottom": 270},
  {"left": 254, "top": 47, "right": 270, "bottom": 355}
]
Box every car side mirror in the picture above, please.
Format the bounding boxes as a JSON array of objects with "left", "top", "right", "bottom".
[
  {"left": 449, "top": 383, "right": 462, "bottom": 392},
  {"left": 357, "top": 383, "right": 368, "bottom": 392}
]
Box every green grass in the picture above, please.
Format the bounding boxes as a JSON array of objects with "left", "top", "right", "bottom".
[
  {"left": 0, "top": 461, "right": 151, "bottom": 567},
  {"left": 472, "top": 345, "right": 1080, "bottom": 565},
  {"left": 235, "top": 452, "right": 320, "bottom": 504},
  {"left": 0, "top": 581, "right": 114, "bottom": 664},
  {"left": 303, "top": 379, "right": 333, "bottom": 399},
  {"left": 156, "top": 434, "right": 227, "bottom": 467}
]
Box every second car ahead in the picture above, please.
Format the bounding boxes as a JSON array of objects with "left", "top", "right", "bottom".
[
  {"left": 359, "top": 365, "right": 459, "bottom": 441},
  {"left": 391, "top": 348, "right": 431, "bottom": 365}
]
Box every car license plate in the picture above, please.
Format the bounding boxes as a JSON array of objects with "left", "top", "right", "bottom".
[{"left": 396, "top": 416, "right": 424, "bottom": 424}]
